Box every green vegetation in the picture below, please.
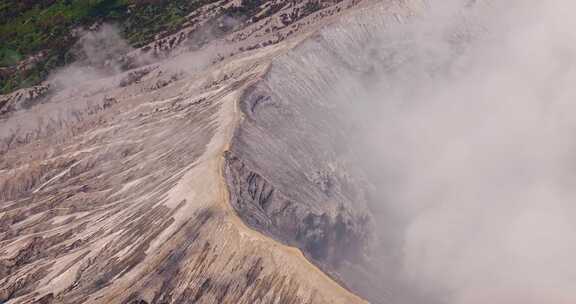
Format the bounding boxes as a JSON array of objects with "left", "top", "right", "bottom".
[
  {"left": 0, "top": 0, "right": 218, "bottom": 94},
  {"left": 0, "top": 48, "right": 22, "bottom": 66}
]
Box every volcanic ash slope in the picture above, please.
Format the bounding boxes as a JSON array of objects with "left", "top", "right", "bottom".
[{"left": 0, "top": 1, "right": 420, "bottom": 303}]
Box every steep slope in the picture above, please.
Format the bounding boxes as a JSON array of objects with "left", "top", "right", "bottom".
[
  {"left": 1, "top": 1, "right": 421, "bottom": 303},
  {"left": 225, "top": 1, "right": 424, "bottom": 302},
  {"left": 0, "top": 37, "right": 368, "bottom": 302}
]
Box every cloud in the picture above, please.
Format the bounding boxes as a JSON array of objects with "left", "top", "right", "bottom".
[
  {"left": 347, "top": 0, "right": 576, "bottom": 303},
  {"left": 49, "top": 24, "right": 132, "bottom": 89}
]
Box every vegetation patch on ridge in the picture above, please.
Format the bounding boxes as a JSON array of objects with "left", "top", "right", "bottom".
[{"left": 0, "top": 0, "right": 218, "bottom": 94}]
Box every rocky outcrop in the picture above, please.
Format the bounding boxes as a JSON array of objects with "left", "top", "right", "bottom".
[
  {"left": 225, "top": 152, "right": 370, "bottom": 266},
  {"left": 0, "top": 84, "right": 50, "bottom": 116}
]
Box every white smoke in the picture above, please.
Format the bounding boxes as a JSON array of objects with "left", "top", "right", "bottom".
[
  {"left": 360, "top": 0, "right": 576, "bottom": 303},
  {"left": 49, "top": 24, "right": 132, "bottom": 89}
]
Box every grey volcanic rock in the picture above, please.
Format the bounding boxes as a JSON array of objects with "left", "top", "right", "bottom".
[
  {"left": 0, "top": 84, "right": 51, "bottom": 116},
  {"left": 224, "top": 66, "right": 374, "bottom": 266},
  {"left": 224, "top": 2, "right": 424, "bottom": 302}
]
